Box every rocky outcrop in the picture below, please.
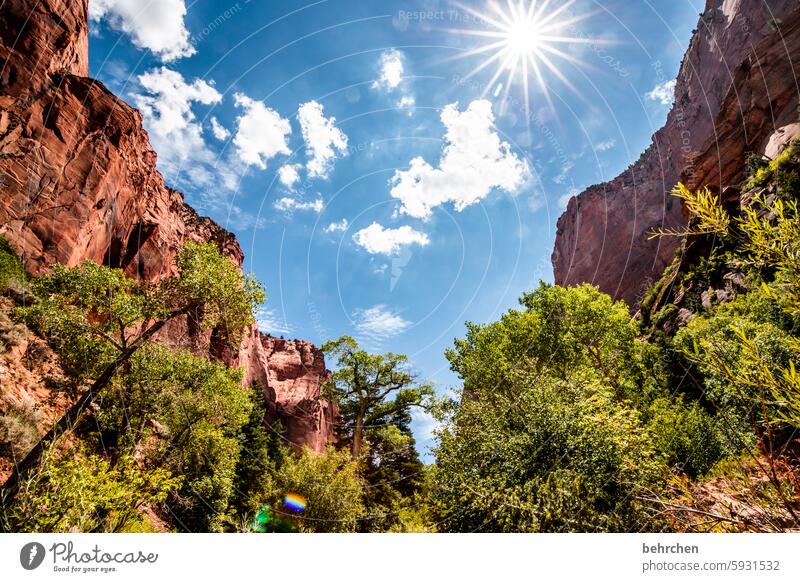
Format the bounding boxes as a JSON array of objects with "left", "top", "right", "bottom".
[
  {"left": 552, "top": 0, "right": 800, "bottom": 306},
  {"left": 687, "top": 6, "right": 800, "bottom": 192},
  {"left": 0, "top": 0, "right": 334, "bottom": 450},
  {"left": 240, "top": 331, "right": 338, "bottom": 452}
]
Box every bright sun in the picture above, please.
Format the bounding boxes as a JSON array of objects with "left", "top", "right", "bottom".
[
  {"left": 450, "top": 0, "right": 590, "bottom": 117},
  {"left": 506, "top": 16, "right": 544, "bottom": 56}
]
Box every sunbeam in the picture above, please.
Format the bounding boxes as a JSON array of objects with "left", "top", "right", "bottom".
[{"left": 450, "top": 0, "right": 594, "bottom": 119}]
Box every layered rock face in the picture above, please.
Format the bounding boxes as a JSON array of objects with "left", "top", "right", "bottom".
[
  {"left": 240, "top": 332, "right": 338, "bottom": 452},
  {"left": 552, "top": 0, "right": 800, "bottom": 306},
  {"left": 0, "top": 0, "right": 334, "bottom": 450}
]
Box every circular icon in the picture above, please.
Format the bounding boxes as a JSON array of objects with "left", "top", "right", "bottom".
[{"left": 20, "top": 542, "right": 45, "bottom": 570}]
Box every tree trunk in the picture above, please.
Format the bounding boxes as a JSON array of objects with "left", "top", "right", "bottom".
[
  {"left": 351, "top": 399, "right": 368, "bottom": 460},
  {"left": 352, "top": 413, "right": 364, "bottom": 460}
]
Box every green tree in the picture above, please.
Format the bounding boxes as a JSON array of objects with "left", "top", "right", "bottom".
[
  {"left": 432, "top": 284, "right": 665, "bottom": 532},
  {"left": 431, "top": 372, "right": 659, "bottom": 532},
  {"left": 230, "top": 384, "right": 280, "bottom": 524},
  {"left": 98, "top": 344, "right": 253, "bottom": 531},
  {"left": 321, "top": 336, "right": 435, "bottom": 459},
  {"left": 359, "top": 409, "right": 426, "bottom": 532},
  {"left": 447, "top": 283, "right": 652, "bottom": 405},
  {"left": 3, "top": 242, "right": 264, "bottom": 498}
]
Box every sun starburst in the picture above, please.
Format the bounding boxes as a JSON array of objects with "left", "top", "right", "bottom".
[{"left": 449, "top": 0, "right": 593, "bottom": 119}]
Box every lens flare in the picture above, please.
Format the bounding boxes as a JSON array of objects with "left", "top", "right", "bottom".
[{"left": 283, "top": 492, "right": 307, "bottom": 512}]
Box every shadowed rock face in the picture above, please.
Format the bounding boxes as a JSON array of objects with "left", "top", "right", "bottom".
[
  {"left": 552, "top": 0, "right": 800, "bottom": 307},
  {"left": 0, "top": 0, "right": 335, "bottom": 450}
]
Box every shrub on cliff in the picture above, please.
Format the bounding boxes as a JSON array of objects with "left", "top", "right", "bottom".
[
  {"left": 3, "top": 450, "right": 181, "bottom": 532},
  {"left": 642, "top": 173, "right": 800, "bottom": 529},
  {"left": 0, "top": 236, "right": 25, "bottom": 290}
]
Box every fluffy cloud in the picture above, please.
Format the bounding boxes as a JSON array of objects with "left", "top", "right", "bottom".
[
  {"left": 353, "top": 305, "right": 411, "bottom": 338},
  {"left": 353, "top": 223, "right": 430, "bottom": 255},
  {"left": 90, "top": 0, "right": 195, "bottom": 62},
  {"left": 647, "top": 80, "right": 676, "bottom": 106},
  {"left": 390, "top": 100, "right": 530, "bottom": 219},
  {"left": 278, "top": 164, "right": 302, "bottom": 189},
  {"left": 273, "top": 197, "right": 323, "bottom": 213},
  {"left": 209, "top": 117, "right": 230, "bottom": 141},
  {"left": 232, "top": 93, "right": 292, "bottom": 169},
  {"left": 373, "top": 50, "right": 415, "bottom": 114},
  {"left": 324, "top": 219, "right": 349, "bottom": 233},
  {"left": 132, "top": 67, "right": 221, "bottom": 186},
  {"left": 373, "top": 49, "right": 405, "bottom": 91},
  {"left": 298, "top": 101, "right": 349, "bottom": 179}
]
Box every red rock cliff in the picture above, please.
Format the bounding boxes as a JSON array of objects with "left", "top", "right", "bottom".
[
  {"left": 552, "top": 0, "right": 800, "bottom": 306},
  {"left": 0, "top": 0, "right": 334, "bottom": 450}
]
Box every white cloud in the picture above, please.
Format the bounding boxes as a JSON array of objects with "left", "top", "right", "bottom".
[
  {"left": 298, "top": 101, "right": 348, "bottom": 179},
  {"left": 594, "top": 138, "right": 616, "bottom": 152},
  {"left": 324, "top": 219, "right": 349, "bottom": 233},
  {"left": 256, "top": 308, "right": 294, "bottom": 336},
  {"left": 90, "top": 0, "right": 195, "bottom": 62},
  {"left": 132, "top": 67, "right": 221, "bottom": 186},
  {"left": 278, "top": 164, "right": 301, "bottom": 190},
  {"left": 373, "top": 49, "right": 405, "bottom": 91},
  {"left": 373, "top": 50, "right": 416, "bottom": 113},
  {"left": 131, "top": 69, "right": 264, "bottom": 228},
  {"left": 232, "top": 93, "right": 292, "bottom": 169},
  {"left": 273, "top": 197, "right": 323, "bottom": 214},
  {"left": 528, "top": 193, "right": 545, "bottom": 213},
  {"left": 647, "top": 79, "right": 676, "bottom": 106},
  {"left": 210, "top": 117, "right": 230, "bottom": 141},
  {"left": 353, "top": 304, "right": 411, "bottom": 338},
  {"left": 390, "top": 100, "right": 530, "bottom": 219},
  {"left": 398, "top": 95, "right": 416, "bottom": 113},
  {"left": 353, "top": 223, "right": 430, "bottom": 255}
]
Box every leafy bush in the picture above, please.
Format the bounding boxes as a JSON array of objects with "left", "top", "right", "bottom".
[
  {"left": 0, "top": 307, "right": 26, "bottom": 353},
  {"left": 0, "top": 237, "right": 25, "bottom": 290},
  {"left": 432, "top": 372, "right": 660, "bottom": 532},
  {"left": 97, "top": 344, "right": 252, "bottom": 532},
  {"left": 269, "top": 447, "right": 363, "bottom": 533},
  {"left": 3, "top": 450, "right": 181, "bottom": 532},
  {"left": 645, "top": 396, "right": 732, "bottom": 478},
  {"left": 433, "top": 284, "right": 669, "bottom": 532}
]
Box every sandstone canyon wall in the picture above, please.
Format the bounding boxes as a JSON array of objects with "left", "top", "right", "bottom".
[
  {"left": 0, "top": 0, "right": 335, "bottom": 450},
  {"left": 552, "top": 0, "right": 800, "bottom": 306}
]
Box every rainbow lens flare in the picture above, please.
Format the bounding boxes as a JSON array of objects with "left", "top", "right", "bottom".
[
  {"left": 283, "top": 493, "right": 307, "bottom": 512},
  {"left": 252, "top": 505, "right": 272, "bottom": 532}
]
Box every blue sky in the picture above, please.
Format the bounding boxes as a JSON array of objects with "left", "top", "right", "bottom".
[{"left": 87, "top": 0, "right": 702, "bottom": 458}]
